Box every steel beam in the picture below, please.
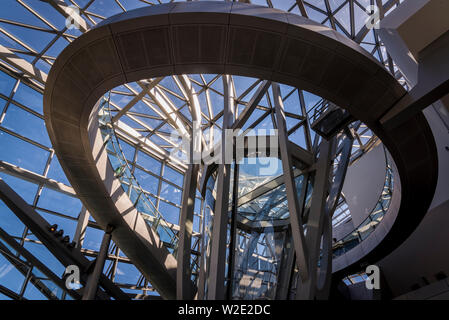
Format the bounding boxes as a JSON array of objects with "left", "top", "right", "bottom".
[
  {"left": 0, "top": 178, "right": 129, "bottom": 300},
  {"left": 0, "top": 226, "right": 80, "bottom": 299},
  {"left": 141, "top": 82, "right": 189, "bottom": 138},
  {"left": 0, "top": 45, "right": 47, "bottom": 84},
  {"left": 275, "top": 229, "right": 295, "bottom": 299},
  {"left": 0, "top": 160, "right": 76, "bottom": 197},
  {"left": 113, "top": 120, "right": 188, "bottom": 172},
  {"left": 296, "top": 139, "right": 333, "bottom": 300},
  {"left": 73, "top": 207, "right": 90, "bottom": 249},
  {"left": 111, "top": 77, "right": 163, "bottom": 123},
  {"left": 327, "top": 132, "right": 353, "bottom": 216},
  {"left": 272, "top": 83, "right": 309, "bottom": 282},
  {"left": 296, "top": 0, "right": 309, "bottom": 18},
  {"left": 0, "top": 239, "right": 58, "bottom": 300},
  {"left": 232, "top": 80, "right": 271, "bottom": 130},
  {"left": 207, "top": 75, "right": 234, "bottom": 300},
  {"left": 0, "top": 284, "right": 24, "bottom": 300},
  {"left": 82, "top": 225, "right": 113, "bottom": 300},
  {"left": 176, "top": 164, "right": 199, "bottom": 299},
  {"left": 176, "top": 75, "right": 202, "bottom": 300}
]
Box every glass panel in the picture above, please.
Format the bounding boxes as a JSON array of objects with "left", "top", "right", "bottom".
[
  {"left": 0, "top": 132, "right": 49, "bottom": 173},
  {"left": 0, "top": 250, "right": 26, "bottom": 293},
  {"left": 23, "top": 280, "right": 49, "bottom": 300},
  {"left": 0, "top": 71, "right": 16, "bottom": 94},
  {"left": 2, "top": 104, "right": 50, "bottom": 146},
  {"left": 163, "top": 166, "right": 183, "bottom": 188},
  {"left": 134, "top": 168, "right": 159, "bottom": 195},
  {"left": 37, "top": 188, "right": 82, "bottom": 218},
  {"left": 113, "top": 262, "right": 141, "bottom": 285},
  {"left": 13, "top": 83, "right": 43, "bottom": 114},
  {"left": 23, "top": 241, "right": 65, "bottom": 277},
  {"left": 158, "top": 200, "right": 180, "bottom": 225},
  {"left": 0, "top": 173, "right": 38, "bottom": 204},
  {"left": 136, "top": 151, "right": 161, "bottom": 175},
  {"left": 46, "top": 156, "right": 70, "bottom": 186},
  {"left": 82, "top": 227, "right": 104, "bottom": 252},
  {"left": 160, "top": 181, "right": 182, "bottom": 205},
  {"left": 0, "top": 199, "right": 25, "bottom": 237}
]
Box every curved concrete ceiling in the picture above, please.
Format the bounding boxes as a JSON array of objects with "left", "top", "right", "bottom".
[{"left": 43, "top": 1, "right": 438, "bottom": 298}]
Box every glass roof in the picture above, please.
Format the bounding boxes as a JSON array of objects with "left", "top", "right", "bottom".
[{"left": 0, "top": 0, "right": 405, "bottom": 300}]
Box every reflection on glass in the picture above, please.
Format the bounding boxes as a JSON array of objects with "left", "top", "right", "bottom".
[{"left": 200, "top": 157, "right": 310, "bottom": 300}]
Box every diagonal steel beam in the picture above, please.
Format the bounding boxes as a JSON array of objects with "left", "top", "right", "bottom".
[
  {"left": 113, "top": 120, "right": 188, "bottom": 172},
  {"left": 207, "top": 75, "right": 235, "bottom": 300},
  {"left": 0, "top": 226, "right": 80, "bottom": 299},
  {"left": 0, "top": 160, "right": 76, "bottom": 197},
  {"left": 0, "top": 45, "right": 47, "bottom": 84},
  {"left": 138, "top": 82, "right": 190, "bottom": 138},
  {"left": 0, "top": 178, "right": 129, "bottom": 300},
  {"left": 272, "top": 83, "right": 309, "bottom": 281},
  {"left": 296, "top": 139, "right": 334, "bottom": 300},
  {"left": 296, "top": 0, "right": 309, "bottom": 18},
  {"left": 232, "top": 80, "right": 271, "bottom": 130},
  {"left": 175, "top": 74, "right": 201, "bottom": 299}
]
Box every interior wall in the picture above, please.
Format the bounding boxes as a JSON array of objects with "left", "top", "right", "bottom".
[{"left": 341, "top": 144, "right": 386, "bottom": 227}]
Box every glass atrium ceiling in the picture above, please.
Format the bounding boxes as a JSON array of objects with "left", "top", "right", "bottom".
[{"left": 0, "top": 0, "right": 405, "bottom": 300}]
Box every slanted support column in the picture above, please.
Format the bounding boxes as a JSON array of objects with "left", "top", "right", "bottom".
[
  {"left": 327, "top": 130, "right": 353, "bottom": 216},
  {"left": 177, "top": 74, "right": 202, "bottom": 299},
  {"left": 296, "top": 139, "right": 334, "bottom": 300},
  {"left": 0, "top": 45, "right": 47, "bottom": 84},
  {"left": 82, "top": 225, "right": 114, "bottom": 300},
  {"left": 272, "top": 83, "right": 310, "bottom": 284},
  {"left": 207, "top": 75, "right": 235, "bottom": 300},
  {"left": 177, "top": 164, "right": 199, "bottom": 299},
  {"left": 73, "top": 207, "right": 90, "bottom": 249},
  {"left": 226, "top": 163, "right": 240, "bottom": 300}
]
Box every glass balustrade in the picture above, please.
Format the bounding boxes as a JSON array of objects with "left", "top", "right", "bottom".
[{"left": 97, "top": 94, "right": 179, "bottom": 256}]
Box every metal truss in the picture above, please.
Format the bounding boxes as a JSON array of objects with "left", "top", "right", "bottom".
[{"left": 0, "top": 178, "right": 129, "bottom": 300}]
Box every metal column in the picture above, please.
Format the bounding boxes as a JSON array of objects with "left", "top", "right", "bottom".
[
  {"left": 82, "top": 225, "right": 114, "bottom": 300},
  {"left": 207, "top": 75, "right": 235, "bottom": 299}
]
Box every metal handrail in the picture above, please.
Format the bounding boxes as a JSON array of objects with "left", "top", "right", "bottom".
[{"left": 307, "top": 98, "right": 332, "bottom": 124}]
